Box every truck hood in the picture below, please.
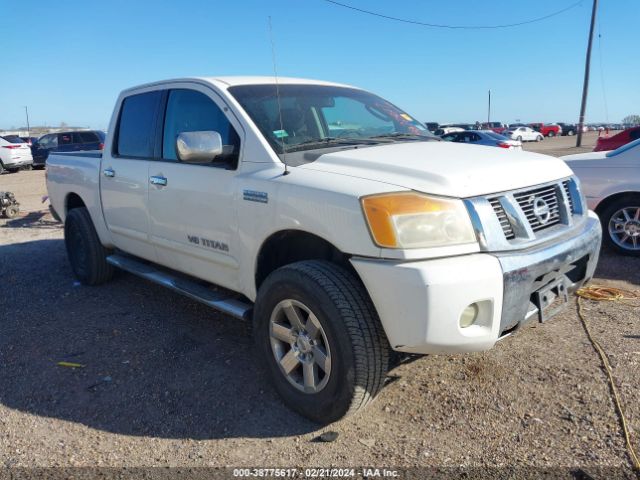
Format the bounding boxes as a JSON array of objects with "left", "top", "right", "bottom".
[{"left": 298, "top": 141, "right": 573, "bottom": 198}]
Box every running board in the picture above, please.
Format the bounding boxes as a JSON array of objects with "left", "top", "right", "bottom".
[{"left": 106, "top": 254, "right": 252, "bottom": 321}]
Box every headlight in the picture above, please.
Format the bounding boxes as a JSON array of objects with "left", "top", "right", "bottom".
[{"left": 361, "top": 192, "right": 477, "bottom": 249}]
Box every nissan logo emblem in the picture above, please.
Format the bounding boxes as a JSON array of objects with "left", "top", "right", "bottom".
[{"left": 532, "top": 197, "right": 551, "bottom": 224}]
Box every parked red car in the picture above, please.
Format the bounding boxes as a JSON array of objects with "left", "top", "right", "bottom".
[
  {"left": 594, "top": 126, "right": 640, "bottom": 152},
  {"left": 529, "top": 123, "right": 562, "bottom": 137}
]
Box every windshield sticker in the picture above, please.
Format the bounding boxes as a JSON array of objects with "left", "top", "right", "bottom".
[
  {"left": 400, "top": 113, "right": 413, "bottom": 121},
  {"left": 273, "top": 129, "right": 289, "bottom": 138}
]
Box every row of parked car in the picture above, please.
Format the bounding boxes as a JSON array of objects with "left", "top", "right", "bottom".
[
  {"left": 426, "top": 121, "right": 640, "bottom": 153},
  {"left": 0, "top": 130, "right": 105, "bottom": 174}
]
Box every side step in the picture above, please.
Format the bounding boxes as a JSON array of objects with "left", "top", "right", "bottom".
[{"left": 106, "top": 253, "right": 253, "bottom": 321}]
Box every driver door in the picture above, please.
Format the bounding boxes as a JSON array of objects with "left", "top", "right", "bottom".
[{"left": 147, "top": 86, "right": 243, "bottom": 291}]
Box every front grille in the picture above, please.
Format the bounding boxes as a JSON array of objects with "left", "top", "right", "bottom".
[
  {"left": 562, "top": 180, "right": 574, "bottom": 214},
  {"left": 513, "top": 184, "right": 562, "bottom": 232},
  {"left": 488, "top": 197, "right": 515, "bottom": 240}
]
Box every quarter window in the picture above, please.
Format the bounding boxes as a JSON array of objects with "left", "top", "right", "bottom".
[
  {"left": 116, "top": 91, "right": 162, "bottom": 158},
  {"left": 162, "top": 89, "right": 240, "bottom": 164}
]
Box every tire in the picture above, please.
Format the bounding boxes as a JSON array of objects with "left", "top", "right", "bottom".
[
  {"left": 254, "top": 260, "right": 390, "bottom": 423},
  {"left": 599, "top": 195, "right": 640, "bottom": 256},
  {"left": 4, "top": 205, "right": 19, "bottom": 219},
  {"left": 0, "top": 162, "right": 4, "bottom": 175},
  {"left": 22, "top": 164, "right": 33, "bottom": 171},
  {"left": 567, "top": 130, "right": 575, "bottom": 136},
  {"left": 536, "top": 135, "right": 543, "bottom": 142},
  {"left": 64, "top": 207, "right": 114, "bottom": 285},
  {"left": 516, "top": 136, "right": 523, "bottom": 142},
  {"left": 33, "top": 165, "right": 45, "bottom": 170},
  {"left": 548, "top": 131, "right": 555, "bottom": 138}
]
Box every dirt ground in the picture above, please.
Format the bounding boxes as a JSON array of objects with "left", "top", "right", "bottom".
[{"left": 1, "top": 132, "right": 638, "bottom": 476}]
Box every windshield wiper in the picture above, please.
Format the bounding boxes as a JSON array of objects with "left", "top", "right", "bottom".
[
  {"left": 284, "top": 137, "right": 379, "bottom": 152},
  {"left": 369, "top": 133, "right": 439, "bottom": 141}
]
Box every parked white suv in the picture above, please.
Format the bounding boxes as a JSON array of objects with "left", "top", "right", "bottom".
[
  {"left": 46, "top": 77, "right": 601, "bottom": 423},
  {"left": 0, "top": 135, "right": 33, "bottom": 173}
]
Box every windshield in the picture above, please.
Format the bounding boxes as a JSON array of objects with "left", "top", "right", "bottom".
[
  {"left": 606, "top": 138, "right": 640, "bottom": 157},
  {"left": 228, "top": 84, "right": 436, "bottom": 154}
]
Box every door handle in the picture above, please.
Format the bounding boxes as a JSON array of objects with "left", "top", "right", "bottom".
[
  {"left": 150, "top": 175, "right": 167, "bottom": 186},
  {"left": 103, "top": 168, "right": 115, "bottom": 178}
]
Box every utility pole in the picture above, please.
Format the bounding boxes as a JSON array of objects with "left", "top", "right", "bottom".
[
  {"left": 576, "top": 0, "right": 599, "bottom": 147},
  {"left": 24, "top": 106, "right": 30, "bottom": 137},
  {"left": 487, "top": 90, "right": 491, "bottom": 126}
]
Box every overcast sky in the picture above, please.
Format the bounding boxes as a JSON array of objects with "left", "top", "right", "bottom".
[{"left": 2, "top": 0, "right": 637, "bottom": 129}]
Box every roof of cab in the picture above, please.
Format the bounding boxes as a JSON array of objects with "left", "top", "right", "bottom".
[{"left": 121, "top": 76, "right": 356, "bottom": 94}]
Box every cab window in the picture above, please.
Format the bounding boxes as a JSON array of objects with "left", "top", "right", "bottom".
[{"left": 162, "top": 89, "right": 240, "bottom": 166}]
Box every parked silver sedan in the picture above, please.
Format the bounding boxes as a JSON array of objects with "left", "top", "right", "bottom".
[
  {"left": 562, "top": 138, "right": 640, "bottom": 256},
  {"left": 440, "top": 130, "right": 522, "bottom": 150}
]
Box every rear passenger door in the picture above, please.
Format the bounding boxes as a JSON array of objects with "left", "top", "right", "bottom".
[
  {"left": 100, "top": 90, "right": 163, "bottom": 261},
  {"left": 147, "top": 86, "right": 243, "bottom": 291}
]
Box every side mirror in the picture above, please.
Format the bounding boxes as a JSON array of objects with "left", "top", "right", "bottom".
[{"left": 176, "top": 131, "right": 223, "bottom": 164}]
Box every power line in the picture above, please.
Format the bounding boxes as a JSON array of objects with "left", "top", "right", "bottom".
[{"left": 322, "top": 0, "right": 584, "bottom": 30}]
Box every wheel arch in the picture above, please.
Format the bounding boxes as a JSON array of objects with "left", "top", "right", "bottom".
[
  {"left": 254, "top": 229, "right": 358, "bottom": 291},
  {"left": 593, "top": 190, "right": 640, "bottom": 217},
  {"left": 65, "top": 192, "right": 87, "bottom": 215}
]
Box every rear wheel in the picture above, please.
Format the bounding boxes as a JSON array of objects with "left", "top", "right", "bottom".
[
  {"left": 548, "top": 131, "right": 555, "bottom": 138},
  {"left": 567, "top": 130, "right": 575, "bottom": 136},
  {"left": 254, "top": 260, "right": 389, "bottom": 423},
  {"left": 536, "top": 135, "right": 543, "bottom": 142},
  {"left": 64, "top": 207, "right": 114, "bottom": 285},
  {"left": 516, "top": 136, "right": 523, "bottom": 142},
  {"left": 600, "top": 196, "right": 640, "bottom": 256}
]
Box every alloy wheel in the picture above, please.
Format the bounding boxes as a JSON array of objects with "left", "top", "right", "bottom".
[
  {"left": 269, "top": 299, "right": 332, "bottom": 393},
  {"left": 608, "top": 206, "right": 640, "bottom": 251}
]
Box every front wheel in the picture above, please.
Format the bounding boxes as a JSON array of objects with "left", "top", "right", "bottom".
[
  {"left": 254, "top": 260, "right": 390, "bottom": 423},
  {"left": 4, "top": 205, "right": 19, "bottom": 219},
  {"left": 536, "top": 135, "right": 543, "bottom": 142},
  {"left": 516, "top": 136, "right": 523, "bottom": 142},
  {"left": 567, "top": 130, "right": 575, "bottom": 136},
  {"left": 600, "top": 196, "right": 640, "bottom": 256},
  {"left": 64, "top": 207, "right": 114, "bottom": 285}
]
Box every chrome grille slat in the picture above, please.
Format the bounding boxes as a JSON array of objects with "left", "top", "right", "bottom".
[
  {"left": 488, "top": 198, "right": 515, "bottom": 240},
  {"left": 562, "top": 180, "right": 574, "bottom": 214}
]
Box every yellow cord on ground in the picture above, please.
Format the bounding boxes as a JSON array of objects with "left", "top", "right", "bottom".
[{"left": 575, "top": 285, "right": 640, "bottom": 471}]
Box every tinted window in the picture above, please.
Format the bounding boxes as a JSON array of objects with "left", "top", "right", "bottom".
[
  {"left": 1, "top": 135, "right": 25, "bottom": 143},
  {"left": 630, "top": 129, "right": 640, "bottom": 141},
  {"left": 117, "top": 91, "right": 162, "bottom": 158},
  {"left": 162, "top": 89, "right": 240, "bottom": 163},
  {"left": 77, "top": 131, "right": 100, "bottom": 143}
]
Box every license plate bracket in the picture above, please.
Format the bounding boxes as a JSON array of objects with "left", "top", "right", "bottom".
[{"left": 533, "top": 277, "right": 570, "bottom": 323}]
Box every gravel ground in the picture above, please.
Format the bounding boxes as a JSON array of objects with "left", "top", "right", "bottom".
[{"left": 0, "top": 132, "right": 638, "bottom": 475}]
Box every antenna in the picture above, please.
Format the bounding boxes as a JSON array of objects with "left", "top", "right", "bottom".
[{"left": 268, "top": 16, "right": 289, "bottom": 176}]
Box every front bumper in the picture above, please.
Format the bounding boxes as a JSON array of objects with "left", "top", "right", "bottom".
[{"left": 351, "top": 212, "right": 601, "bottom": 355}]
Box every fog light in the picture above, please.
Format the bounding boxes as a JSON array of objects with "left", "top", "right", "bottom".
[{"left": 459, "top": 303, "right": 479, "bottom": 328}]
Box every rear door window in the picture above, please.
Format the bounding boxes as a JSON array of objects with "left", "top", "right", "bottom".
[{"left": 116, "top": 91, "right": 163, "bottom": 158}]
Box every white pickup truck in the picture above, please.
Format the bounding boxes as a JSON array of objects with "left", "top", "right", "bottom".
[{"left": 47, "top": 77, "right": 601, "bottom": 423}]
